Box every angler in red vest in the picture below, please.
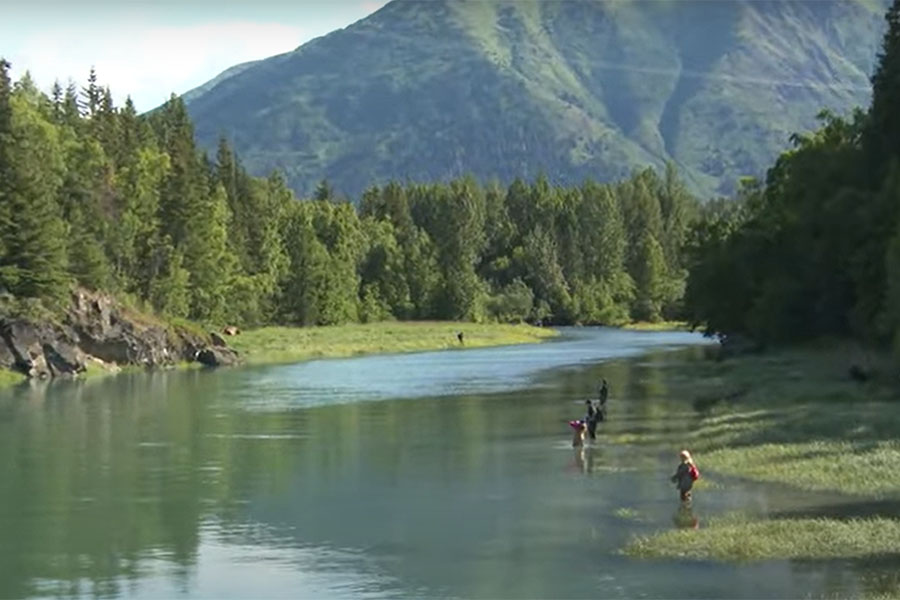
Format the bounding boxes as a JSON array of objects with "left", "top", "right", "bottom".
[{"left": 671, "top": 449, "right": 700, "bottom": 501}]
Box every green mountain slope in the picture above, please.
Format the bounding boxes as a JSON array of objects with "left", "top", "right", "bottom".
[{"left": 184, "top": 0, "right": 886, "bottom": 199}]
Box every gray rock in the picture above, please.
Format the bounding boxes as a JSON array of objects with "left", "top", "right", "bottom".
[
  {"left": 0, "top": 338, "right": 15, "bottom": 369},
  {"left": 210, "top": 332, "right": 228, "bottom": 347},
  {"left": 0, "top": 319, "right": 52, "bottom": 378},
  {"left": 196, "top": 346, "right": 240, "bottom": 367},
  {"left": 43, "top": 341, "right": 86, "bottom": 376}
]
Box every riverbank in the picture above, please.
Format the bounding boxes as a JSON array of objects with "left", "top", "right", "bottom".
[
  {"left": 620, "top": 320, "right": 690, "bottom": 331},
  {"left": 227, "top": 321, "right": 558, "bottom": 365},
  {"left": 0, "top": 289, "right": 235, "bottom": 389},
  {"left": 616, "top": 340, "right": 900, "bottom": 564}
]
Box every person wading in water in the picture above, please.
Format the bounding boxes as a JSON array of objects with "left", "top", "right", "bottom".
[
  {"left": 597, "top": 378, "right": 609, "bottom": 421},
  {"left": 671, "top": 449, "right": 700, "bottom": 502}
]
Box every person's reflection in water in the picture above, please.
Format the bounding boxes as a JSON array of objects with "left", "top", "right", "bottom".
[
  {"left": 672, "top": 500, "right": 700, "bottom": 529},
  {"left": 573, "top": 445, "right": 595, "bottom": 474}
]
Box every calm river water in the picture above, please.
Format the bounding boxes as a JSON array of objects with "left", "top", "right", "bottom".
[{"left": 0, "top": 328, "right": 891, "bottom": 598}]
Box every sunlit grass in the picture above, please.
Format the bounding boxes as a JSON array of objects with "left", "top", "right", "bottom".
[
  {"left": 624, "top": 514, "right": 900, "bottom": 561},
  {"left": 604, "top": 340, "right": 900, "bottom": 497},
  {"left": 0, "top": 369, "right": 26, "bottom": 388},
  {"left": 621, "top": 320, "right": 690, "bottom": 331},
  {"left": 702, "top": 441, "right": 900, "bottom": 496},
  {"left": 616, "top": 340, "right": 900, "bottom": 563},
  {"left": 228, "top": 321, "right": 558, "bottom": 365}
]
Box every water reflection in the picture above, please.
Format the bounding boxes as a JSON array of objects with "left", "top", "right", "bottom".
[
  {"left": 672, "top": 501, "right": 700, "bottom": 530},
  {"left": 0, "top": 328, "right": 893, "bottom": 598}
]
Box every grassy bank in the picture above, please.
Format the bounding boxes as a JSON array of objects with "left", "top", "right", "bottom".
[
  {"left": 614, "top": 340, "right": 900, "bottom": 563},
  {"left": 621, "top": 320, "right": 690, "bottom": 331},
  {"left": 610, "top": 342, "right": 900, "bottom": 495},
  {"left": 227, "top": 321, "right": 558, "bottom": 365},
  {"left": 625, "top": 513, "right": 900, "bottom": 561}
]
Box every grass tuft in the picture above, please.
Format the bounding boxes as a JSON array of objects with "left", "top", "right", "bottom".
[
  {"left": 624, "top": 514, "right": 900, "bottom": 561},
  {"left": 621, "top": 321, "right": 690, "bottom": 332},
  {"left": 0, "top": 369, "right": 26, "bottom": 389}
]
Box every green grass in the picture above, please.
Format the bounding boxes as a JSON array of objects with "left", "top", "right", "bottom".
[
  {"left": 616, "top": 340, "right": 900, "bottom": 563},
  {"left": 621, "top": 320, "right": 690, "bottom": 331},
  {"left": 606, "top": 341, "right": 900, "bottom": 496},
  {"left": 0, "top": 369, "right": 26, "bottom": 388},
  {"left": 624, "top": 514, "right": 900, "bottom": 561},
  {"left": 228, "top": 321, "right": 558, "bottom": 365},
  {"left": 702, "top": 441, "right": 900, "bottom": 496}
]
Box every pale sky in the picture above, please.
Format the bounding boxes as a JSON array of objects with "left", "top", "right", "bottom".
[{"left": 1, "top": 0, "right": 388, "bottom": 112}]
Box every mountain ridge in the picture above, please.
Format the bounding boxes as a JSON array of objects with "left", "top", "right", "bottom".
[{"left": 183, "top": 0, "right": 887, "bottom": 199}]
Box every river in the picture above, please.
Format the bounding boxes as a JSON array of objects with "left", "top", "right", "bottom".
[{"left": 0, "top": 327, "right": 886, "bottom": 598}]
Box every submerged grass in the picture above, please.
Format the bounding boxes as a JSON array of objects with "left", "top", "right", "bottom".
[
  {"left": 613, "top": 507, "right": 646, "bottom": 522},
  {"left": 625, "top": 514, "right": 900, "bottom": 561},
  {"left": 228, "top": 321, "right": 557, "bottom": 365}
]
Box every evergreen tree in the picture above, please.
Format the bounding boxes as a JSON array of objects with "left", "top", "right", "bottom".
[
  {"left": 314, "top": 178, "right": 335, "bottom": 202},
  {"left": 630, "top": 231, "right": 666, "bottom": 322},
  {"left": 0, "top": 59, "right": 12, "bottom": 282},
  {"left": 866, "top": 0, "right": 900, "bottom": 176},
  {"left": 0, "top": 87, "right": 69, "bottom": 300},
  {"left": 81, "top": 67, "right": 100, "bottom": 119}
]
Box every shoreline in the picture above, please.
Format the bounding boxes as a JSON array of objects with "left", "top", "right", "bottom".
[
  {"left": 225, "top": 321, "right": 559, "bottom": 367},
  {"left": 0, "top": 321, "right": 559, "bottom": 388}
]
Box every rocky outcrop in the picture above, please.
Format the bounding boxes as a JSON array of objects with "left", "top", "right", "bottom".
[
  {"left": 195, "top": 346, "right": 240, "bottom": 367},
  {"left": 0, "top": 289, "right": 241, "bottom": 381},
  {"left": 0, "top": 319, "right": 84, "bottom": 379}
]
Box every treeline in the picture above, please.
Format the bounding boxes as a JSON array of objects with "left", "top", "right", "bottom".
[
  {"left": 0, "top": 59, "right": 697, "bottom": 327},
  {"left": 684, "top": 0, "right": 900, "bottom": 351}
]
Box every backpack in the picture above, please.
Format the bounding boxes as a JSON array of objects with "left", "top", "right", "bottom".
[{"left": 689, "top": 464, "right": 700, "bottom": 481}]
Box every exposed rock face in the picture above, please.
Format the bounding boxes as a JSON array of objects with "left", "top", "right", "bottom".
[
  {"left": 0, "top": 319, "right": 82, "bottom": 378},
  {"left": 0, "top": 289, "right": 241, "bottom": 381},
  {"left": 196, "top": 346, "right": 240, "bottom": 367}
]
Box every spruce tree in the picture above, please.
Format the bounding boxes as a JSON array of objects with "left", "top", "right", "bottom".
[
  {"left": 0, "top": 59, "right": 12, "bottom": 280},
  {"left": 866, "top": 0, "right": 900, "bottom": 174},
  {"left": 0, "top": 85, "right": 69, "bottom": 300}
]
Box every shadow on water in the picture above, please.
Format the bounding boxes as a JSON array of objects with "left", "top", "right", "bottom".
[
  {"left": 770, "top": 498, "right": 900, "bottom": 520},
  {"left": 0, "top": 328, "right": 896, "bottom": 599}
]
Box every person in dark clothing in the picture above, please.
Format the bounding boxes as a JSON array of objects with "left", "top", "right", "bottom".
[
  {"left": 597, "top": 379, "right": 609, "bottom": 421},
  {"left": 584, "top": 400, "right": 599, "bottom": 440}
]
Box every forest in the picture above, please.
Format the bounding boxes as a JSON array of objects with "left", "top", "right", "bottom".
[
  {"left": 683, "top": 0, "right": 900, "bottom": 353},
  {"left": 4, "top": 0, "right": 900, "bottom": 350},
  {"left": 0, "top": 59, "right": 696, "bottom": 329}
]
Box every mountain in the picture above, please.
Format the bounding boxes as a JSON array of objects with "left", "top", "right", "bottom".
[{"left": 183, "top": 0, "right": 887, "bottom": 200}]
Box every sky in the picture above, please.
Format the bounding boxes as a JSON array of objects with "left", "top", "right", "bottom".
[{"left": 1, "top": 0, "right": 388, "bottom": 112}]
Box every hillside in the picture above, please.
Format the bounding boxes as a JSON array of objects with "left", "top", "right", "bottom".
[{"left": 183, "top": 0, "right": 886, "bottom": 199}]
